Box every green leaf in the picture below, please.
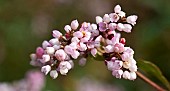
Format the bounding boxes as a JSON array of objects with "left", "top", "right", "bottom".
[{"left": 138, "top": 59, "right": 170, "bottom": 90}]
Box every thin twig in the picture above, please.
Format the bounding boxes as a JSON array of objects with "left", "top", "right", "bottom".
[{"left": 136, "top": 71, "right": 166, "bottom": 91}]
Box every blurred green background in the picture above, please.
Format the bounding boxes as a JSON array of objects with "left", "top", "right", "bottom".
[{"left": 0, "top": 0, "right": 170, "bottom": 91}]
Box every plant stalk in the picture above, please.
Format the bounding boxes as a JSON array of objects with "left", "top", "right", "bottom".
[{"left": 136, "top": 71, "right": 166, "bottom": 91}]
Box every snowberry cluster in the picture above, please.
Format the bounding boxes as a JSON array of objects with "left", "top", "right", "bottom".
[{"left": 30, "top": 5, "right": 138, "bottom": 80}]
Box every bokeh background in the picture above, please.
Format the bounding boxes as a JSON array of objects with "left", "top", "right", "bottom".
[{"left": 0, "top": 0, "right": 170, "bottom": 91}]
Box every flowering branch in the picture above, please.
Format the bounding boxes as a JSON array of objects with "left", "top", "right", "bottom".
[
  {"left": 30, "top": 5, "right": 137, "bottom": 80},
  {"left": 136, "top": 71, "right": 166, "bottom": 91}
]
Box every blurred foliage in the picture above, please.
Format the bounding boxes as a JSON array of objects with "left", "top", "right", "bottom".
[
  {"left": 0, "top": 0, "right": 170, "bottom": 91},
  {"left": 138, "top": 59, "right": 170, "bottom": 90}
]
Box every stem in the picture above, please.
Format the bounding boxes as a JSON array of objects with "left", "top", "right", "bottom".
[{"left": 136, "top": 71, "right": 166, "bottom": 91}]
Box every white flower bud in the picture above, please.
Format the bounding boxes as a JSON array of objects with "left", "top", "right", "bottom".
[
  {"left": 129, "top": 64, "right": 137, "bottom": 72},
  {"left": 41, "top": 54, "right": 50, "bottom": 63},
  {"left": 46, "top": 47, "right": 55, "bottom": 55},
  {"left": 123, "top": 24, "right": 132, "bottom": 33},
  {"left": 60, "top": 68, "right": 68, "bottom": 75},
  {"left": 53, "top": 45, "right": 60, "bottom": 50},
  {"left": 123, "top": 71, "right": 130, "bottom": 79},
  {"left": 117, "top": 23, "right": 125, "bottom": 31},
  {"left": 91, "top": 24, "right": 97, "bottom": 30},
  {"left": 96, "top": 16, "right": 103, "bottom": 24},
  {"left": 64, "top": 25, "right": 71, "bottom": 33},
  {"left": 129, "top": 72, "right": 137, "bottom": 80},
  {"left": 50, "top": 70, "right": 58, "bottom": 79},
  {"left": 103, "top": 14, "right": 110, "bottom": 23},
  {"left": 127, "top": 15, "right": 138, "bottom": 26},
  {"left": 59, "top": 61, "right": 72, "bottom": 75},
  {"left": 114, "top": 5, "right": 121, "bottom": 13},
  {"left": 71, "top": 20, "right": 79, "bottom": 30},
  {"left": 41, "top": 65, "right": 51, "bottom": 75},
  {"left": 118, "top": 11, "right": 125, "bottom": 17},
  {"left": 49, "top": 38, "right": 59, "bottom": 45}
]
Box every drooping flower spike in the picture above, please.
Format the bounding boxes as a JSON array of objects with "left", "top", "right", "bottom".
[{"left": 30, "top": 5, "right": 138, "bottom": 80}]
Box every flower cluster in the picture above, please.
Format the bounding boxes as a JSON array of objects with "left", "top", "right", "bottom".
[{"left": 30, "top": 5, "right": 138, "bottom": 80}]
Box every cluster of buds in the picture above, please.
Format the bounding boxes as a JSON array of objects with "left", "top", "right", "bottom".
[{"left": 30, "top": 5, "right": 138, "bottom": 80}]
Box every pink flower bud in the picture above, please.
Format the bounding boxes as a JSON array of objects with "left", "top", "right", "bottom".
[
  {"left": 52, "top": 30, "right": 62, "bottom": 38},
  {"left": 114, "top": 43, "right": 125, "bottom": 53},
  {"left": 64, "top": 25, "right": 71, "bottom": 33},
  {"left": 55, "top": 49, "right": 67, "bottom": 61},
  {"left": 42, "top": 41, "right": 51, "bottom": 49},
  {"left": 91, "top": 48, "right": 97, "bottom": 57},
  {"left": 36, "top": 47, "right": 44, "bottom": 58},
  {"left": 71, "top": 20, "right": 79, "bottom": 30},
  {"left": 120, "top": 38, "right": 126, "bottom": 45},
  {"left": 112, "top": 70, "right": 123, "bottom": 79}
]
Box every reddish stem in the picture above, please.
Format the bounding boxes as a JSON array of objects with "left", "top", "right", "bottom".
[{"left": 136, "top": 71, "right": 166, "bottom": 91}]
